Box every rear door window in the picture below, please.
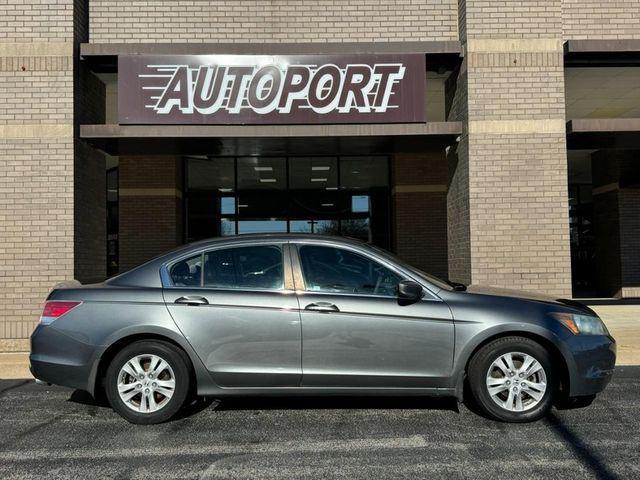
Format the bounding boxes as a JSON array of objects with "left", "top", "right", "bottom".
[{"left": 203, "top": 245, "right": 283, "bottom": 290}]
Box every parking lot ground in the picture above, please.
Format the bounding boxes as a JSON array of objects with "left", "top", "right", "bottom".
[{"left": 0, "top": 367, "right": 639, "bottom": 479}]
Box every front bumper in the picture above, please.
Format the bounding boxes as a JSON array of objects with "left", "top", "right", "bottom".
[
  {"left": 565, "top": 334, "right": 616, "bottom": 397},
  {"left": 30, "top": 324, "right": 99, "bottom": 393}
]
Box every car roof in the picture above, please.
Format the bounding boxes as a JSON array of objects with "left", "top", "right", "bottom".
[{"left": 182, "top": 233, "right": 366, "bottom": 249}]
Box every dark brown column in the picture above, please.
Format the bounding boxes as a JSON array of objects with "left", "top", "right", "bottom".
[
  {"left": 392, "top": 151, "right": 448, "bottom": 279},
  {"left": 118, "top": 156, "right": 184, "bottom": 272},
  {"left": 592, "top": 150, "right": 640, "bottom": 298}
]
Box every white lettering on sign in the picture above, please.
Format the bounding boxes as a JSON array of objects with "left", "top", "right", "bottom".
[{"left": 141, "top": 62, "right": 406, "bottom": 116}]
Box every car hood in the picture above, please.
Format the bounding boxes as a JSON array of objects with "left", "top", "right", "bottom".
[{"left": 465, "top": 285, "right": 596, "bottom": 315}]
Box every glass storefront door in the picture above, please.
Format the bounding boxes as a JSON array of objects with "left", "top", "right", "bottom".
[{"left": 185, "top": 155, "right": 391, "bottom": 248}]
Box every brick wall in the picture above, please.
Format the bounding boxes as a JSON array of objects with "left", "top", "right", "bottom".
[
  {"left": 0, "top": 0, "right": 74, "bottom": 42},
  {"left": 0, "top": 137, "right": 74, "bottom": 343},
  {"left": 467, "top": 0, "right": 562, "bottom": 38},
  {"left": 468, "top": 132, "right": 570, "bottom": 293},
  {"left": 450, "top": 0, "right": 572, "bottom": 296},
  {"left": 467, "top": 51, "right": 565, "bottom": 120},
  {"left": 0, "top": 57, "right": 73, "bottom": 124},
  {"left": 0, "top": 1, "right": 78, "bottom": 350},
  {"left": 118, "top": 156, "right": 183, "bottom": 272},
  {"left": 74, "top": 138, "right": 106, "bottom": 283},
  {"left": 393, "top": 151, "right": 449, "bottom": 279},
  {"left": 444, "top": 59, "right": 472, "bottom": 285},
  {"left": 619, "top": 188, "right": 640, "bottom": 297},
  {"left": 562, "top": 1, "right": 640, "bottom": 40},
  {"left": 74, "top": 35, "right": 107, "bottom": 284},
  {"left": 446, "top": 136, "right": 472, "bottom": 285},
  {"left": 89, "top": 0, "right": 458, "bottom": 43}
]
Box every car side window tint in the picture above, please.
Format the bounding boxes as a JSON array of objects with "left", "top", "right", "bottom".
[
  {"left": 169, "top": 254, "right": 202, "bottom": 287},
  {"left": 203, "top": 245, "right": 284, "bottom": 290},
  {"left": 299, "top": 245, "right": 402, "bottom": 297}
]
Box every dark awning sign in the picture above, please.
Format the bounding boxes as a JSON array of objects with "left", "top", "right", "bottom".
[{"left": 118, "top": 54, "right": 426, "bottom": 125}]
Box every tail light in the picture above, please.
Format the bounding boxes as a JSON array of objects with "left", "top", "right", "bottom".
[{"left": 40, "top": 301, "right": 81, "bottom": 325}]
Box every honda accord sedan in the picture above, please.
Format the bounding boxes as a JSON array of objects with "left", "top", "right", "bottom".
[{"left": 30, "top": 234, "right": 616, "bottom": 424}]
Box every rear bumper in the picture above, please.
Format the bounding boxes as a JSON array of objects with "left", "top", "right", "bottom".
[
  {"left": 29, "top": 324, "right": 99, "bottom": 393},
  {"left": 565, "top": 334, "right": 616, "bottom": 397}
]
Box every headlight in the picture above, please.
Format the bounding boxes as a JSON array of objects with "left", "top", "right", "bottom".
[{"left": 551, "top": 312, "right": 609, "bottom": 336}]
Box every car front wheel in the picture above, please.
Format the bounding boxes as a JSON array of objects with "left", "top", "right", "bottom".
[
  {"left": 105, "top": 340, "right": 191, "bottom": 424},
  {"left": 467, "top": 336, "right": 557, "bottom": 422}
]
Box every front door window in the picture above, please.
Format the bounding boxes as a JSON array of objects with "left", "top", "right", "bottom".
[{"left": 298, "top": 245, "right": 402, "bottom": 297}]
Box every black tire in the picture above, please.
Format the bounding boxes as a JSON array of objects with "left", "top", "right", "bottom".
[
  {"left": 467, "top": 336, "right": 557, "bottom": 423},
  {"left": 105, "top": 340, "right": 191, "bottom": 424}
]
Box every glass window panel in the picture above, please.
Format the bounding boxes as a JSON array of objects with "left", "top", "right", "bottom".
[
  {"left": 289, "top": 157, "right": 338, "bottom": 190},
  {"left": 351, "top": 195, "right": 370, "bottom": 213},
  {"left": 237, "top": 157, "right": 286, "bottom": 190},
  {"left": 220, "top": 196, "right": 236, "bottom": 215},
  {"left": 290, "top": 219, "right": 336, "bottom": 234},
  {"left": 187, "top": 157, "right": 235, "bottom": 191},
  {"left": 340, "top": 156, "right": 388, "bottom": 189},
  {"left": 340, "top": 218, "right": 370, "bottom": 242},
  {"left": 313, "top": 220, "right": 340, "bottom": 235},
  {"left": 237, "top": 192, "right": 288, "bottom": 218},
  {"left": 289, "top": 190, "right": 348, "bottom": 217},
  {"left": 237, "top": 219, "right": 287, "bottom": 234},
  {"left": 289, "top": 220, "right": 311, "bottom": 233},
  {"left": 169, "top": 254, "right": 202, "bottom": 287},
  {"left": 220, "top": 218, "right": 236, "bottom": 236},
  {"left": 299, "top": 245, "right": 401, "bottom": 296},
  {"left": 204, "top": 246, "right": 283, "bottom": 290}
]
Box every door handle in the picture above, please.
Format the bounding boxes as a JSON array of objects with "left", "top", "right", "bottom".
[
  {"left": 174, "top": 296, "right": 209, "bottom": 306},
  {"left": 305, "top": 302, "right": 340, "bottom": 313}
]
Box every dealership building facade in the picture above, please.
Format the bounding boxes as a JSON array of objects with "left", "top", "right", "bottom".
[{"left": 1, "top": 0, "right": 640, "bottom": 350}]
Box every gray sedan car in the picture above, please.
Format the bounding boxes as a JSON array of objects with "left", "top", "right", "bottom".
[{"left": 30, "top": 234, "right": 615, "bottom": 424}]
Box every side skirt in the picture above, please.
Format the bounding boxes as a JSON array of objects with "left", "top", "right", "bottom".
[{"left": 196, "top": 386, "right": 457, "bottom": 398}]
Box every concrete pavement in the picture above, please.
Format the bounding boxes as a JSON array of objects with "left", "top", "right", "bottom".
[{"left": 591, "top": 305, "right": 640, "bottom": 365}]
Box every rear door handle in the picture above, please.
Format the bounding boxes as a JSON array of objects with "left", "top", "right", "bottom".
[
  {"left": 305, "top": 302, "right": 340, "bottom": 313},
  {"left": 174, "top": 296, "right": 209, "bottom": 306}
]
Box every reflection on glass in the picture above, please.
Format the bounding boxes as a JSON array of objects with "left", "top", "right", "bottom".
[
  {"left": 220, "top": 218, "right": 236, "bottom": 236},
  {"left": 185, "top": 156, "right": 389, "bottom": 247},
  {"left": 237, "top": 157, "right": 286, "bottom": 190},
  {"left": 289, "top": 157, "right": 338, "bottom": 190},
  {"left": 220, "top": 196, "right": 235, "bottom": 215},
  {"left": 238, "top": 219, "right": 287, "bottom": 234},
  {"left": 340, "top": 218, "right": 370, "bottom": 241},
  {"left": 188, "top": 157, "right": 235, "bottom": 191},
  {"left": 351, "top": 195, "right": 370, "bottom": 213},
  {"left": 341, "top": 156, "right": 388, "bottom": 189},
  {"left": 290, "top": 219, "right": 334, "bottom": 234}
]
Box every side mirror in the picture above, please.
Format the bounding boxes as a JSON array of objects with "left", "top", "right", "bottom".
[{"left": 397, "top": 280, "right": 423, "bottom": 305}]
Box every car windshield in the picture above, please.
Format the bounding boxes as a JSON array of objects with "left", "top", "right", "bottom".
[{"left": 369, "top": 245, "right": 455, "bottom": 291}]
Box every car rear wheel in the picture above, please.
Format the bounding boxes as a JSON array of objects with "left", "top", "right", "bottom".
[
  {"left": 105, "top": 340, "right": 190, "bottom": 424},
  {"left": 467, "top": 336, "right": 557, "bottom": 422}
]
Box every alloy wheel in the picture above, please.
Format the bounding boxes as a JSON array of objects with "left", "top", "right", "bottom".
[
  {"left": 485, "top": 351, "right": 547, "bottom": 412},
  {"left": 117, "top": 354, "right": 176, "bottom": 413}
]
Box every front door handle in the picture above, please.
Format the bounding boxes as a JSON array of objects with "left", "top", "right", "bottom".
[
  {"left": 174, "top": 296, "right": 209, "bottom": 306},
  {"left": 305, "top": 302, "right": 340, "bottom": 313}
]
